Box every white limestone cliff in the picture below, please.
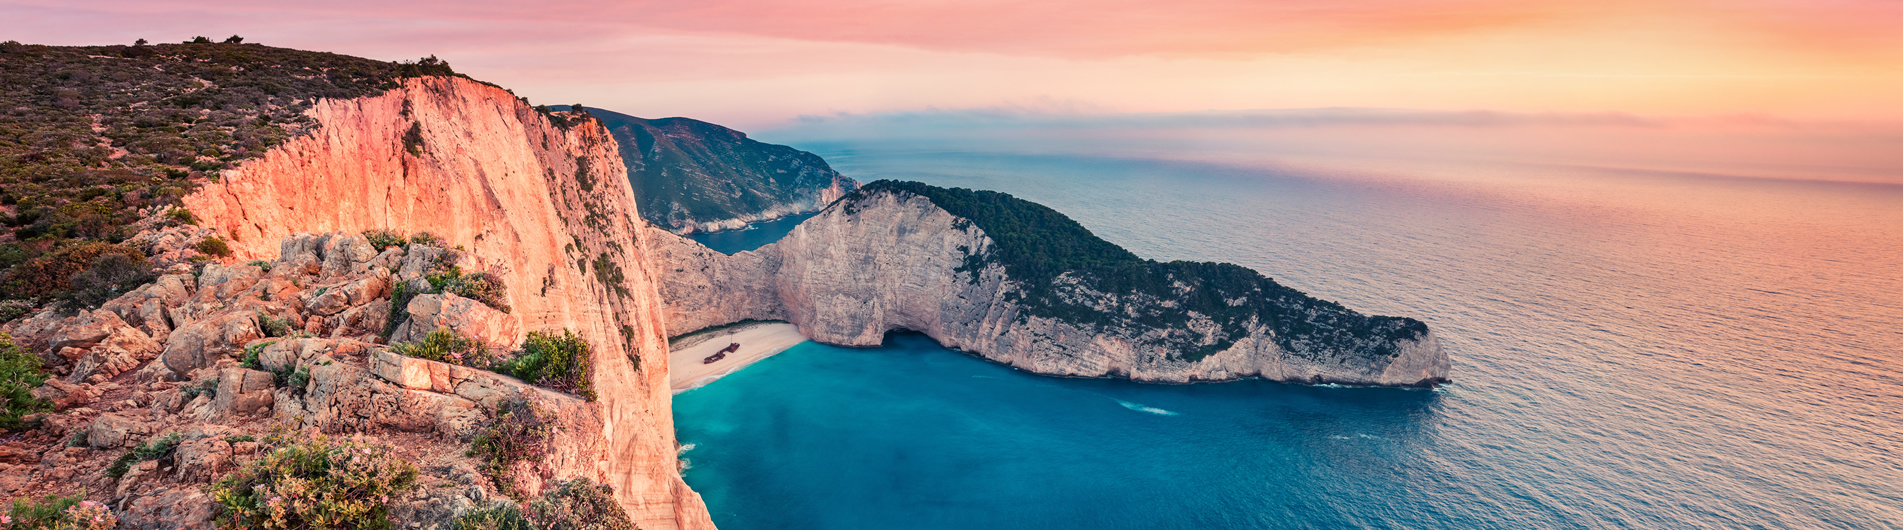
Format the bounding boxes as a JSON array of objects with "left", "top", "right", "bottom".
[{"left": 649, "top": 188, "right": 1450, "bottom": 388}]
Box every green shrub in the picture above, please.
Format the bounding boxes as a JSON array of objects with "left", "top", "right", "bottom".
[
  {"left": 0, "top": 333, "right": 51, "bottom": 431},
  {"left": 0, "top": 242, "right": 146, "bottom": 300},
  {"left": 209, "top": 436, "right": 419, "bottom": 530},
  {"left": 0, "top": 299, "right": 34, "bottom": 323},
  {"left": 62, "top": 252, "right": 157, "bottom": 308},
  {"left": 392, "top": 329, "right": 497, "bottom": 368},
  {"left": 466, "top": 397, "right": 555, "bottom": 499},
  {"left": 181, "top": 378, "right": 219, "bottom": 400},
  {"left": 526, "top": 479, "right": 636, "bottom": 530},
  {"left": 407, "top": 232, "right": 445, "bottom": 248},
  {"left": 448, "top": 479, "right": 633, "bottom": 530},
  {"left": 195, "top": 236, "right": 233, "bottom": 258},
  {"left": 286, "top": 366, "right": 311, "bottom": 390},
  {"left": 449, "top": 503, "right": 533, "bottom": 530},
  {"left": 166, "top": 207, "right": 199, "bottom": 226},
  {"left": 496, "top": 331, "right": 595, "bottom": 401},
  {"left": 240, "top": 340, "right": 276, "bottom": 369},
  {"left": 258, "top": 312, "right": 293, "bottom": 338},
  {"left": 105, "top": 432, "right": 182, "bottom": 478},
  {"left": 224, "top": 435, "right": 256, "bottom": 444},
  {"left": 401, "top": 122, "right": 425, "bottom": 156},
  {"left": 247, "top": 259, "right": 273, "bottom": 271},
  {"left": 429, "top": 270, "right": 509, "bottom": 314},
  {"left": 362, "top": 230, "right": 406, "bottom": 250},
  {"left": 6, "top": 492, "right": 118, "bottom": 530}
]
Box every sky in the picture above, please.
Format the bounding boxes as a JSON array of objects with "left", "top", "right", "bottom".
[{"left": 5, "top": 0, "right": 1903, "bottom": 130}]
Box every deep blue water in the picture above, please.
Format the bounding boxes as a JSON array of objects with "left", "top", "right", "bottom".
[
  {"left": 674, "top": 141, "right": 1903, "bottom": 528},
  {"left": 687, "top": 212, "right": 820, "bottom": 255}
]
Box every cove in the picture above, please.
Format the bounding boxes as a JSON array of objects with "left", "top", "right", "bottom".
[{"left": 673, "top": 333, "right": 1447, "bottom": 530}]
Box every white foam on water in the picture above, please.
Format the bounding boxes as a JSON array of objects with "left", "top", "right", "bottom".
[{"left": 1115, "top": 399, "right": 1181, "bottom": 416}]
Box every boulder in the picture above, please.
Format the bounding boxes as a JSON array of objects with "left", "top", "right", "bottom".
[
  {"left": 66, "top": 317, "right": 163, "bottom": 383},
  {"left": 171, "top": 437, "right": 234, "bottom": 482},
  {"left": 194, "top": 263, "right": 265, "bottom": 302},
  {"left": 117, "top": 487, "right": 217, "bottom": 530},
  {"left": 31, "top": 378, "right": 93, "bottom": 409},
  {"left": 88, "top": 413, "right": 144, "bottom": 449},
  {"left": 157, "top": 311, "right": 264, "bottom": 379},
  {"left": 390, "top": 293, "right": 519, "bottom": 348},
  {"left": 319, "top": 234, "right": 378, "bottom": 281},
  {"left": 371, "top": 348, "right": 443, "bottom": 391},
  {"left": 396, "top": 245, "right": 457, "bottom": 284},
  {"left": 44, "top": 309, "right": 126, "bottom": 353},
  {"left": 272, "top": 232, "right": 331, "bottom": 279},
  {"left": 302, "top": 267, "right": 391, "bottom": 316},
  {"left": 328, "top": 299, "right": 391, "bottom": 339},
  {"left": 211, "top": 368, "right": 277, "bottom": 419},
  {"left": 98, "top": 273, "right": 195, "bottom": 340}
]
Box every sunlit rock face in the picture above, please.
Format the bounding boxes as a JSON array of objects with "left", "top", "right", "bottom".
[{"left": 181, "top": 77, "right": 714, "bottom": 530}]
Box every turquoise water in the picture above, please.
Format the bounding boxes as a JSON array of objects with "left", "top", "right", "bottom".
[
  {"left": 674, "top": 139, "right": 1903, "bottom": 528},
  {"left": 686, "top": 212, "right": 819, "bottom": 255}
]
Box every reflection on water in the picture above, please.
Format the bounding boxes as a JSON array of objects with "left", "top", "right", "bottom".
[{"left": 675, "top": 142, "right": 1903, "bottom": 528}]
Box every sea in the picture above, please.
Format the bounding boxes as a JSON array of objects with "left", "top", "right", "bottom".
[{"left": 677, "top": 123, "right": 1903, "bottom": 529}]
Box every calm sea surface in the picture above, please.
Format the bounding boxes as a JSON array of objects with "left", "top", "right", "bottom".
[{"left": 677, "top": 141, "right": 1903, "bottom": 528}]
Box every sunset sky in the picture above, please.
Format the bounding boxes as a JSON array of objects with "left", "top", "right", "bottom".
[{"left": 5, "top": 1, "right": 1902, "bottom": 129}]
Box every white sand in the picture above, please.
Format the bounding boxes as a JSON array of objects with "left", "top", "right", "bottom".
[{"left": 669, "top": 322, "right": 809, "bottom": 393}]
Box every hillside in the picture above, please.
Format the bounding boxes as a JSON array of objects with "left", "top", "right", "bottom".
[
  {"left": 0, "top": 38, "right": 466, "bottom": 304},
  {"left": 566, "top": 106, "right": 858, "bottom": 233},
  {"left": 0, "top": 41, "right": 713, "bottom": 530},
  {"left": 649, "top": 181, "right": 1449, "bottom": 387}
]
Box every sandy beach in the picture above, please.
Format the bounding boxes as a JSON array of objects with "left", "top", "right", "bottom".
[{"left": 669, "top": 321, "right": 810, "bottom": 393}]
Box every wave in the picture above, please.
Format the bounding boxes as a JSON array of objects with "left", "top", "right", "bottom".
[{"left": 1115, "top": 399, "right": 1180, "bottom": 416}]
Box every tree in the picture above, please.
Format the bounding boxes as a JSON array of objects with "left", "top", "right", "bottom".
[
  {"left": 224, "top": 35, "right": 244, "bottom": 44},
  {"left": 188, "top": 36, "right": 211, "bottom": 43},
  {"left": 133, "top": 38, "right": 147, "bottom": 46}
]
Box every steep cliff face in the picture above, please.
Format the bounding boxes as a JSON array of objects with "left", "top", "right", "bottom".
[
  {"left": 650, "top": 185, "right": 1449, "bottom": 387},
  {"left": 577, "top": 107, "right": 858, "bottom": 234},
  {"left": 182, "top": 77, "right": 713, "bottom": 530}
]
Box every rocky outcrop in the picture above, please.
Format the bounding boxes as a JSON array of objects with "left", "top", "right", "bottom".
[
  {"left": 173, "top": 76, "right": 709, "bottom": 529},
  {"left": 0, "top": 229, "right": 675, "bottom": 528},
  {"left": 583, "top": 107, "right": 859, "bottom": 234},
  {"left": 650, "top": 185, "right": 1450, "bottom": 388}
]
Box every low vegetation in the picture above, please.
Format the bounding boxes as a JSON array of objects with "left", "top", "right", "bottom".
[
  {"left": 849, "top": 180, "right": 1430, "bottom": 362},
  {"left": 209, "top": 436, "right": 419, "bottom": 530},
  {"left": 0, "top": 39, "right": 467, "bottom": 310},
  {"left": 466, "top": 397, "right": 555, "bottom": 499},
  {"left": 104, "top": 432, "right": 183, "bottom": 478},
  {"left": 494, "top": 331, "right": 595, "bottom": 401},
  {"left": 391, "top": 329, "right": 498, "bottom": 368},
  {"left": 450, "top": 479, "right": 635, "bottom": 530},
  {"left": 5, "top": 493, "right": 118, "bottom": 530},
  {"left": 0, "top": 333, "right": 51, "bottom": 431}
]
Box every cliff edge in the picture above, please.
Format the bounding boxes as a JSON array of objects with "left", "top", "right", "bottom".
[
  {"left": 182, "top": 76, "right": 712, "bottom": 529},
  {"left": 650, "top": 181, "right": 1449, "bottom": 387}
]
